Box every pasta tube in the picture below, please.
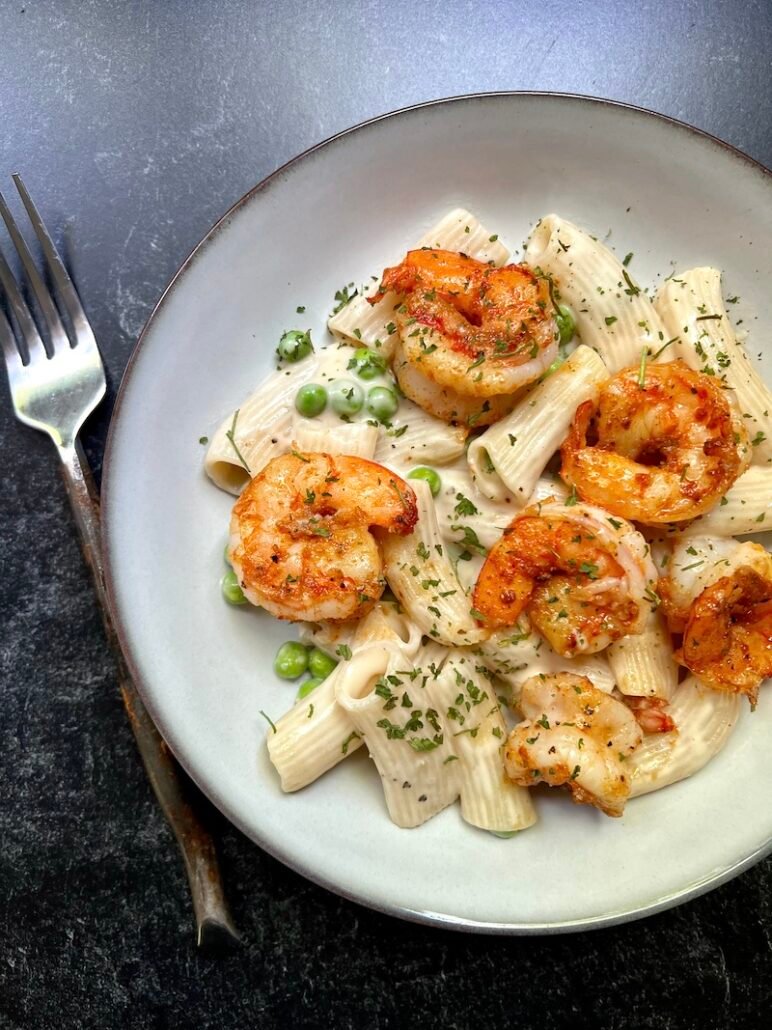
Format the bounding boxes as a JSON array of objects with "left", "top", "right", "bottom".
[
  {"left": 607, "top": 609, "right": 678, "bottom": 701},
  {"left": 267, "top": 670, "right": 359, "bottom": 793},
  {"left": 205, "top": 356, "right": 320, "bottom": 493},
  {"left": 334, "top": 644, "right": 536, "bottom": 832},
  {"left": 383, "top": 480, "right": 489, "bottom": 646},
  {"left": 473, "top": 625, "right": 615, "bottom": 699},
  {"left": 440, "top": 653, "right": 536, "bottom": 833},
  {"left": 268, "top": 605, "right": 421, "bottom": 791},
  {"left": 335, "top": 644, "right": 463, "bottom": 827},
  {"left": 374, "top": 404, "right": 467, "bottom": 468},
  {"left": 629, "top": 676, "right": 741, "bottom": 797},
  {"left": 678, "top": 467, "right": 772, "bottom": 537},
  {"left": 525, "top": 214, "right": 668, "bottom": 372},
  {"left": 653, "top": 268, "right": 772, "bottom": 465},
  {"left": 467, "top": 345, "right": 608, "bottom": 503},
  {"left": 291, "top": 418, "right": 379, "bottom": 459}
]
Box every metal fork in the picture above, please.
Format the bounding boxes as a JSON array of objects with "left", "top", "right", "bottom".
[{"left": 0, "top": 175, "right": 239, "bottom": 950}]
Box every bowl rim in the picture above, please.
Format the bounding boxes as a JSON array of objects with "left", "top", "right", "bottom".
[{"left": 102, "top": 91, "right": 772, "bottom": 934}]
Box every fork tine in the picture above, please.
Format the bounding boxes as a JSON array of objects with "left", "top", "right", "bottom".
[
  {"left": 0, "top": 188, "right": 71, "bottom": 354},
  {"left": 12, "top": 175, "right": 96, "bottom": 350},
  {"left": 0, "top": 244, "right": 47, "bottom": 365},
  {"left": 0, "top": 304, "right": 24, "bottom": 377}
]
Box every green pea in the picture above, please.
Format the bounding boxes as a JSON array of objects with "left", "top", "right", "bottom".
[
  {"left": 555, "top": 304, "right": 575, "bottom": 345},
  {"left": 349, "top": 347, "right": 387, "bottom": 380},
  {"left": 297, "top": 676, "right": 325, "bottom": 699},
  {"left": 274, "top": 641, "right": 309, "bottom": 680},
  {"left": 329, "top": 378, "right": 364, "bottom": 416},
  {"left": 407, "top": 466, "right": 441, "bottom": 497},
  {"left": 221, "top": 569, "right": 246, "bottom": 605},
  {"left": 308, "top": 648, "right": 338, "bottom": 679},
  {"left": 277, "top": 329, "right": 313, "bottom": 362},
  {"left": 223, "top": 542, "right": 232, "bottom": 566},
  {"left": 366, "top": 385, "right": 399, "bottom": 423},
  {"left": 490, "top": 830, "right": 519, "bottom": 839},
  {"left": 295, "top": 383, "right": 327, "bottom": 418}
]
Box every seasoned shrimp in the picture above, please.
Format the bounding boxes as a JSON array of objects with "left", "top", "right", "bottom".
[
  {"left": 504, "top": 673, "right": 643, "bottom": 817},
  {"left": 660, "top": 536, "right": 772, "bottom": 703},
  {"left": 369, "top": 249, "right": 559, "bottom": 410},
  {"left": 561, "top": 361, "right": 751, "bottom": 524},
  {"left": 679, "top": 569, "right": 772, "bottom": 703},
  {"left": 229, "top": 452, "right": 417, "bottom": 622},
  {"left": 472, "top": 499, "right": 657, "bottom": 655},
  {"left": 658, "top": 536, "right": 771, "bottom": 631},
  {"left": 391, "top": 337, "right": 516, "bottom": 428}
]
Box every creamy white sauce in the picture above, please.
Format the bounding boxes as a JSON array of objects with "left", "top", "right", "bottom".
[{"left": 298, "top": 342, "right": 396, "bottom": 429}]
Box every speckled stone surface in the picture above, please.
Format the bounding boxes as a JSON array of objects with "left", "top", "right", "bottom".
[{"left": 2, "top": 2, "right": 772, "bottom": 1026}]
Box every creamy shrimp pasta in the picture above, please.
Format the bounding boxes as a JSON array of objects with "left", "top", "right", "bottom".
[{"left": 205, "top": 208, "right": 772, "bottom": 834}]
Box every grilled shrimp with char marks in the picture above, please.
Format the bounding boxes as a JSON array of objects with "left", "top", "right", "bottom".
[
  {"left": 504, "top": 673, "right": 643, "bottom": 817},
  {"left": 561, "top": 361, "right": 751, "bottom": 524},
  {"left": 369, "top": 249, "right": 558, "bottom": 419},
  {"left": 472, "top": 499, "right": 657, "bottom": 656},
  {"left": 229, "top": 452, "right": 417, "bottom": 622}
]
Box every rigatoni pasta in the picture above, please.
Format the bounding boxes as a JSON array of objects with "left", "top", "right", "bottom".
[
  {"left": 525, "top": 214, "right": 669, "bottom": 372},
  {"left": 467, "top": 345, "right": 608, "bottom": 502},
  {"left": 678, "top": 466, "right": 772, "bottom": 537},
  {"left": 373, "top": 402, "right": 467, "bottom": 467},
  {"left": 440, "top": 653, "right": 536, "bottom": 833},
  {"left": 472, "top": 624, "right": 616, "bottom": 699},
  {"left": 334, "top": 643, "right": 462, "bottom": 827},
  {"left": 383, "top": 480, "right": 488, "bottom": 647},
  {"left": 291, "top": 418, "right": 379, "bottom": 459},
  {"left": 206, "top": 356, "right": 321, "bottom": 493},
  {"left": 628, "top": 676, "right": 741, "bottom": 797},
  {"left": 653, "top": 268, "right": 772, "bottom": 464},
  {"left": 269, "top": 604, "right": 422, "bottom": 790},
  {"left": 607, "top": 609, "right": 678, "bottom": 701}
]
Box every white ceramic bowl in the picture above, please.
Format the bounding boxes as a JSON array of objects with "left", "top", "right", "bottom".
[{"left": 104, "top": 94, "right": 772, "bottom": 932}]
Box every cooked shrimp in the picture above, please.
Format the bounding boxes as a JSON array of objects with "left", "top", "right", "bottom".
[
  {"left": 229, "top": 452, "right": 417, "bottom": 622},
  {"left": 660, "top": 536, "right": 772, "bottom": 703},
  {"left": 561, "top": 361, "right": 751, "bottom": 524},
  {"left": 504, "top": 673, "right": 642, "bottom": 817},
  {"left": 618, "top": 694, "right": 676, "bottom": 734},
  {"left": 369, "top": 249, "right": 559, "bottom": 408},
  {"left": 391, "top": 337, "right": 516, "bottom": 428},
  {"left": 681, "top": 568, "right": 772, "bottom": 704},
  {"left": 658, "top": 539, "right": 769, "bottom": 626},
  {"left": 472, "top": 499, "right": 657, "bottom": 656},
  {"left": 658, "top": 536, "right": 771, "bottom": 631}
]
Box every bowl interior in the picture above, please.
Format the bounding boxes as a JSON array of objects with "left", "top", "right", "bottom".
[{"left": 104, "top": 94, "right": 772, "bottom": 930}]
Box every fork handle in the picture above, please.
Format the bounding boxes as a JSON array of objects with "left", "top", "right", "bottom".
[{"left": 58, "top": 439, "right": 240, "bottom": 951}]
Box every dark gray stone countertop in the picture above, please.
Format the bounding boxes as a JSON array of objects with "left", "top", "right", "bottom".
[{"left": 1, "top": 1, "right": 771, "bottom": 1026}]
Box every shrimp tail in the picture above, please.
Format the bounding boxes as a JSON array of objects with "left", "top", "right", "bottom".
[{"left": 620, "top": 693, "right": 677, "bottom": 734}]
